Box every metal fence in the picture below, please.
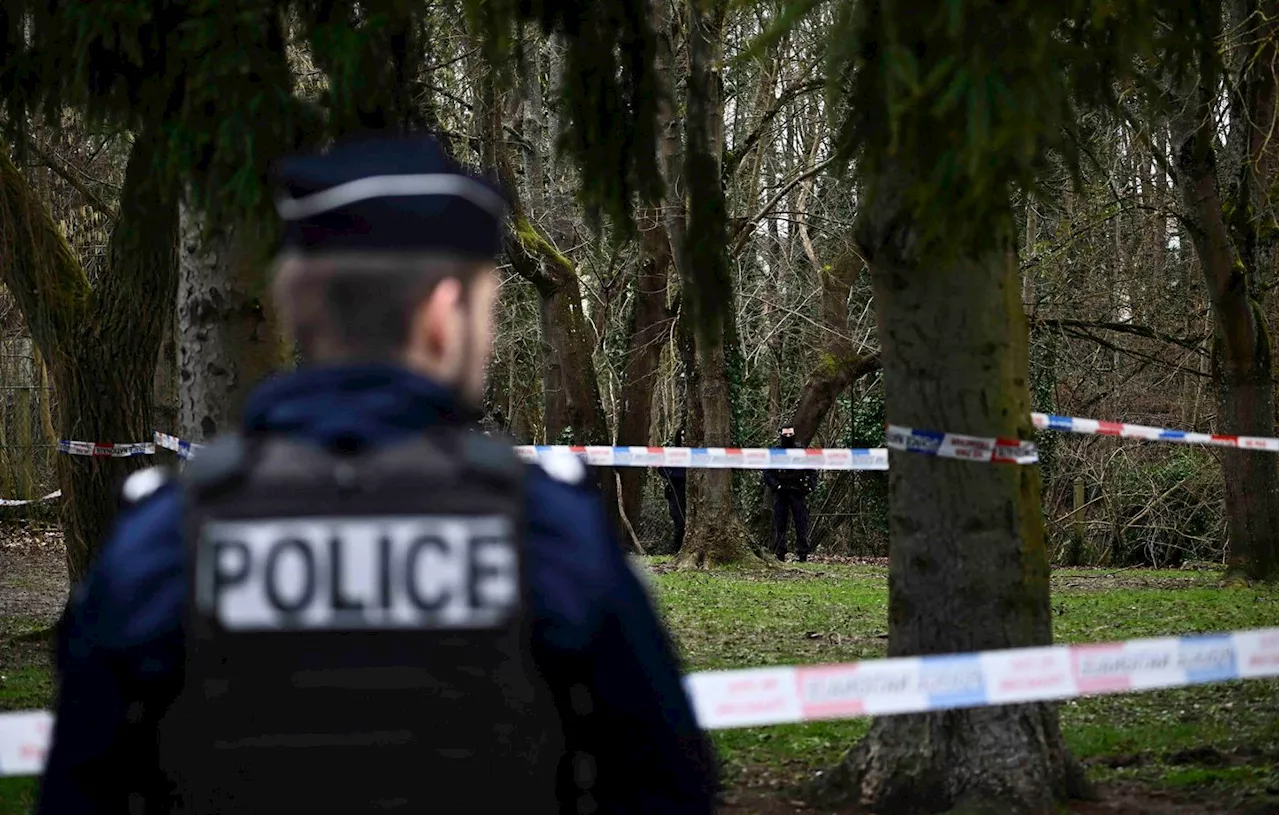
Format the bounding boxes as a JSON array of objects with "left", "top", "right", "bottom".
[{"left": 0, "top": 338, "right": 58, "bottom": 504}]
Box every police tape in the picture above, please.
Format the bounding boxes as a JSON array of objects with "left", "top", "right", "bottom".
[
  {"left": 513, "top": 445, "right": 890, "bottom": 470},
  {"left": 885, "top": 425, "right": 1039, "bottom": 465},
  {"left": 684, "top": 627, "right": 1278, "bottom": 729},
  {"left": 0, "top": 711, "right": 48, "bottom": 776},
  {"left": 57, "top": 440, "right": 154, "bottom": 457},
  {"left": 48, "top": 408, "right": 1280, "bottom": 470},
  {"left": 1, "top": 626, "right": 1275, "bottom": 776},
  {"left": 1031, "top": 412, "right": 1280, "bottom": 452},
  {"left": 153, "top": 431, "right": 201, "bottom": 459},
  {"left": 0, "top": 490, "right": 61, "bottom": 508}
]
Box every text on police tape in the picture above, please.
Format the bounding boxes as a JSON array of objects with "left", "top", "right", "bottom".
[{"left": 196, "top": 516, "right": 519, "bottom": 630}]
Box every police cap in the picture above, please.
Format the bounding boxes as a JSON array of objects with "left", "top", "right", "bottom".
[{"left": 271, "top": 134, "right": 507, "bottom": 258}]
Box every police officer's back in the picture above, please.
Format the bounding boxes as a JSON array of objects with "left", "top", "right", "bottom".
[{"left": 39, "top": 135, "right": 716, "bottom": 814}]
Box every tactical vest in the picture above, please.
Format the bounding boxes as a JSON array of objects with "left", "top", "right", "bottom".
[{"left": 157, "top": 429, "right": 565, "bottom": 814}]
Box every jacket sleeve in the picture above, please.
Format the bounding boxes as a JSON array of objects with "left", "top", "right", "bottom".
[
  {"left": 577, "top": 545, "right": 718, "bottom": 813},
  {"left": 38, "top": 490, "right": 186, "bottom": 815},
  {"left": 762, "top": 470, "right": 780, "bottom": 491},
  {"left": 39, "top": 564, "right": 135, "bottom": 813}
]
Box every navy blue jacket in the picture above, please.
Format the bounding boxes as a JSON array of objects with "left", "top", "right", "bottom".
[{"left": 39, "top": 364, "right": 716, "bottom": 814}]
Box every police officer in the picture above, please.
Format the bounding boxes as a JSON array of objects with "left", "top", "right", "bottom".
[
  {"left": 39, "top": 135, "right": 716, "bottom": 814},
  {"left": 763, "top": 425, "right": 817, "bottom": 562},
  {"left": 657, "top": 428, "right": 687, "bottom": 552}
]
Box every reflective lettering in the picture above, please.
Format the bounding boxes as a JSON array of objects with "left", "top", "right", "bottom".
[
  {"left": 405, "top": 535, "right": 451, "bottom": 611},
  {"left": 213, "top": 540, "right": 251, "bottom": 598},
  {"left": 200, "top": 516, "right": 518, "bottom": 630},
  {"left": 378, "top": 533, "right": 393, "bottom": 610},
  {"left": 469, "top": 536, "right": 517, "bottom": 609},
  {"left": 329, "top": 536, "right": 364, "bottom": 612},
  {"left": 264, "top": 538, "right": 316, "bottom": 613}
]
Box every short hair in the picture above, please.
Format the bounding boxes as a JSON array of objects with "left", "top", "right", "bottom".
[{"left": 270, "top": 251, "right": 490, "bottom": 362}]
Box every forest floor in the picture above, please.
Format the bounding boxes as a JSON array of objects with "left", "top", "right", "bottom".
[{"left": 0, "top": 522, "right": 1275, "bottom": 814}]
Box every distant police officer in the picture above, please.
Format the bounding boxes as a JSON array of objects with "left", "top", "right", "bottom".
[
  {"left": 763, "top": 425, "right": 817, "bottom": 562},
  {"left": 39, "top": 135, "right": 716, "bottom": 814},
  {"left": 657, "top": 428, "right": 688, "bottom": 552}
]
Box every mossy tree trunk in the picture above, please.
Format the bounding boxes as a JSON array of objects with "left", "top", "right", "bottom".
[
  {"left": 673, "top": 0, "right": 761, "bottom": 569},
  {"left": 1171, "top": 0, "right": 1278, "bottom": 583},
  {"left": 616, "top": 209, "right": 675, "bottom": 531},
  {"left": 476, "top": 63, "right": 623, "bottom": 537},
  {"left": 1, "top": 128, "right": 179, "bottom": 584},
  {"left": 788, "top": 249, "right": 881, "bottom": 446},
  {"left": 811, "top": 159, "right": 1088, "bottom": 813}
]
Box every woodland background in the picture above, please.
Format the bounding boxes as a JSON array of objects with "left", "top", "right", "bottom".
[{"left": 0, "top": 0, "right": 1275, "bottom": 574}]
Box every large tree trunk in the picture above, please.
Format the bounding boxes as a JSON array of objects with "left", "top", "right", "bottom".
[
  {"left": 177, "top": 213, "right": 287, "bottom": 442},
  {"left": 1, "top": 129, "right": 180, "bottom": 584},
  {"left": 812, "top": 160, "right": 1088, "bottom": 813},
  {"left": 788, "top": 249, "right": 881, "bottom": 445},
  {"left": 617, "top": 210, "right": 675, "bottom": 530},
  {"left": 1171, "top": 7, "right": 1279, "bottom": 583},
  {"left": 672, "top": 0, "right": 761, "bottom": 569},
  {"left": 153, "top": 306, "right": 179, "bottom": 437}
]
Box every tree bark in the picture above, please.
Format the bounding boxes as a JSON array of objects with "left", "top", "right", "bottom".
[
  {"left": 1, "top": 129, "right": 179, "bottom": 584},
  {"left": 153, "top": 304, "right": 179, "bottom": 437},
  {"left": 812, "top": 158, "right": 1088, "bottom": 813},
  {"left": 475, "top": 60, "right": 623, "bottom": 539},
  {"left": 177, "top": 212, "right": 287, "bottom": 442},
  {"left": 1171, "top": 9, "right": 1279, "bottom": 582},
  {"left": 788, "top": 250, "right": 881, "bottom": 446},
  {"left": 616, "top": 210, "right": 675, "bottom": 531},
  {"left": 672, "top": 0, "right": 761, "bottom": 569}
]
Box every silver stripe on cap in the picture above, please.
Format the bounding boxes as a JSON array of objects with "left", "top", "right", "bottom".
[{"left": 274, "top": 173, "right": 506, "bottom": 221}]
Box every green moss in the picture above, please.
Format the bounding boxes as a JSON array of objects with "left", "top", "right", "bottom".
[{"left": 515, "top": 216, "right": 575, "bottom": 277}]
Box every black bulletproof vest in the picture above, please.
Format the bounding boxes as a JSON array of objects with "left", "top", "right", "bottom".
[{"left": 157, "top": 430, "right": 564, "bottom": 814}]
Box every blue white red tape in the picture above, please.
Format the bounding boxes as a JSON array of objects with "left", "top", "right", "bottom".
[
  {"left": 513, "top": 445, "right": 890, "bottom": 470},
  {"left": 0, "top": 490, "right": 61, "bottom": 508},
  {"left": 56, "top": 440, "right": 154, "bottom": 457},
  {"left": 685, "top": 627, "right": 1278, "bottom": 729},
  {"left": 152, "top": 431, "right": 200, "bottom": 459},
  {"left": 42, "top": 412, "right": 1276, "bottom": 467},
  {"left": 1031, "top": 412, "right": 1279, "bottom": 452},
  {"left": 884, "top": 424, "right": 1039, "bottom": 464},
  {"left": 2, "top": 627, "right": 1275, "bottom": 775}
]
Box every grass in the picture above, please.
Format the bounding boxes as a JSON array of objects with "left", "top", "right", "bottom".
[
  {"left": 0, "top": 617, "right": 52, "bottom": 815},
  {"left": 649, "top": 560, "right": 1279, "bottom": 804},
  {"left": 0, "top": 559, "right": 1275, "bottom": 813}
]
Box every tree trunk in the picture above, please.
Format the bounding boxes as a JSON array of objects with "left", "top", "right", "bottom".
[
  {"left": 178, "top": 212, "right": 288, "bottom": 443},
  {"left": 672, "top": 0, "right": 761, "bottom": 569},
  {"left": 1171, "top": 18, "right": 1279, "bottom": 582},
  {"left": 154, "top": 305, "right": 179, "bottom": 437},
  {"left": 788, "top": 250, "right": 881, "bottom": 445},
  {"left": 474, "top": 40, "right": 624, "bottom": 540},
  {"left": 812, "top": 159, "right": 1088, "bottom": 813},
  {"left": 617, "top": 210, "right": 675, "bottom": 531},
  {"left": 1, "top": 130, "right": 180, "bottom": 584}
]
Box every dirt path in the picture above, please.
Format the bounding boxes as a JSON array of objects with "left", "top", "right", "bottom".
[{"left": 0, "top": 523, "right": 68, "bottom": 626}]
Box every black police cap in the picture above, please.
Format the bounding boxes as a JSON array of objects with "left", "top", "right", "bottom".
[{"left": 271, "top": 134, "right": 507, "bottom": 258}]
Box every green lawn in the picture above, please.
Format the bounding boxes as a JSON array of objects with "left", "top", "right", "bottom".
[
  {"left": 1, "top": 560, "right": 1275, "bottom": 813},
  {"left": 649, "top": 560, "right": 1279, "bottom": 806},
  {"left": 0, "top": 617, "right": 51, "bottom": 815}
]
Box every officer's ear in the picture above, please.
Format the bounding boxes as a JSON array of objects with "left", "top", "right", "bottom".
[{"left": 408, "top": 277, "right": 464, "bottom": 367}]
